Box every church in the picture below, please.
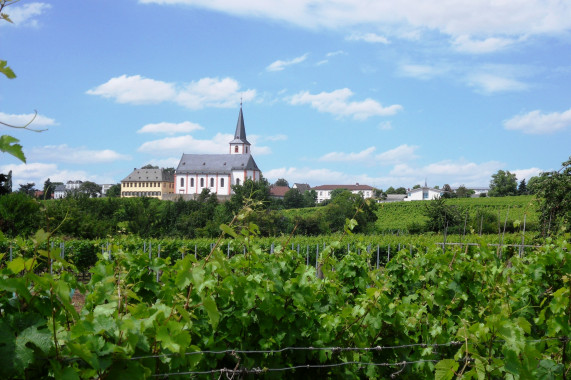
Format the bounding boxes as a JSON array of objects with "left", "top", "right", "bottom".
[{"left": 174, "top": 107, "right": 262, "bottom": 197}]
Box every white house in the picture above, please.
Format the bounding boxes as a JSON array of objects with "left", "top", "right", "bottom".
[
  {"left": 404, "top": 184, "right": 444, "bottom": 201},
  {"left": 312, "top": 184, "right": 375, "bottom": 204},
  {"left": 174, "top": 107, "right": 261, "bottom": 196}
]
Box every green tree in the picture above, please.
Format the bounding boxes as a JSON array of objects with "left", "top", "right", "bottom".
[
  {"left": 106, "top": 183, "right": 121, "bottom": 197},
  {"left": 43, "top": 178, "right": 54, "bottom": 199},
  {"left": 488, "top": 170, "right": 518, "bottom": 197},
  {"left": 534, "top": 156, "right": 571, "bottom": 234},
  {"left": 283, "top": 188, "right": 304, "bottom": 209},
  {"left": 518, "top": 179, "right": 528, "bottom": 195},
  {"left": 441, "top": 184, "right": 455, "bottom": 198},
  {"left": 79, "top": 181, "right": 102, "bottom": 198},
  {"left": 302, "top": 189, "right": 317, "bottom": 207},
  {"left": 141, "top": 164, "right": 159, "bottom": 169},
  {"left": 455, "top": 185, "right": 474, "bottom": 198},
  {"left": 394, "top": 186, "right": 407, "bottom": 194},
  {"left": 0, "top": 170, "right": 12, "bottom": 195},
  {"left": 424, "top": 197, "right": 463, "bottom": 233},
  {"left": 274, "top": 178, "right": 289, "bottom": 187},
  {"left": 229, "top": 176, "right": 271, "bottom": 213},
  {"left": 385, "top": 186, "right": 396, "bottom": 194},
  {"left": 18, "top": 182, "right": 36, "bottom": 196},
  {"left": 412, "top": 184, "right": 421, "bottom": 189}
]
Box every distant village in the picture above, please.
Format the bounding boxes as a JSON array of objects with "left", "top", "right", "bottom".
[{"left": 32, "top": 107, "right": 489, "bottom": 203}]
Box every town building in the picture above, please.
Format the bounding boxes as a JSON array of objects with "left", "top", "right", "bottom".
[
  {"left": 174, "top": 107, "right": 261, "bottom": 198},
  {"left": 312, "top": 183, "right": 375, "bottom": 204},
  {"left": 120, "top": 168, "right": 175, "bottom": 199},
  {"left": 404, "top": 183, "right": 444, "bottom": 201}
]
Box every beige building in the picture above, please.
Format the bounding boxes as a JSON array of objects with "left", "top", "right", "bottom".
[{"left": 121, "top": 168, "right": 174, "bottom": 199}]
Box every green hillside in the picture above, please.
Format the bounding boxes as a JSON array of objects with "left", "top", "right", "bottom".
[{"left": 376, "top": 195, "right": 539, "bottom": 232}]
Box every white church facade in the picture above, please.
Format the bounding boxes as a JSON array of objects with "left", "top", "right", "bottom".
[{"left": 174, "top": 107, "right": 261, "bottom": 197}]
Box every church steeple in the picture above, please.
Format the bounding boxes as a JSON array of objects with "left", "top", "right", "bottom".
[{"left": 229, "top": 105, "right": 251, "bottom": 155}]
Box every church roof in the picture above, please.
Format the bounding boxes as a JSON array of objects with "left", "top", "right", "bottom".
[
  {"left": 229, "top": 107, "right": 251, "bottom": 145},
  {"left": 176, "top": 153, "right": 259, "bottom": 174}
]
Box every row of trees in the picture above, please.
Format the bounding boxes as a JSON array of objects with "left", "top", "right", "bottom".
[{"left": 0, "top": 178, "right": 378, "bottom": 239}]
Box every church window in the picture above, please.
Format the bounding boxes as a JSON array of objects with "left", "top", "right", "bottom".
[
  {"left": 245, "top": 146, "right": 248, "bottom": 153},
  {"left": 180, "top": 178, "right": 184, "bottom": 187},
  {"left": 190, "top": 178, "right": 194, "bottom": 187},
  {"left": 234, "top": 146, "right": 238, "bottom": 153},
  {"left": 210, "top": 178, "right": 214, "bottom": 187},
  {"left": 200, "top": 178, "right": 204, "bottom": 187},
  {"left": 220, "top": 178, "right": 224, "bottom": 187},
  {"left": 236, "top": 178, "right": 240, "bottom": 185}
]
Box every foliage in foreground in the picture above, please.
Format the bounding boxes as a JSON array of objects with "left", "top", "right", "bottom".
[{"left": 1, "top": 220, "right": 570, "bottom": 379}]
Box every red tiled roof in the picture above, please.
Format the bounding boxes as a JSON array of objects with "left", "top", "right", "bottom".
[{"left": 269, "top": 186, "right": 290, "bottom": 197}]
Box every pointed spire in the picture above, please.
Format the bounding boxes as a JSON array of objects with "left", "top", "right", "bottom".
[{"left": 231, "top": 105, "right": 250, "bottom": 145}]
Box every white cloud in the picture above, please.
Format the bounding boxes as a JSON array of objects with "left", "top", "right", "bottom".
[
  {"left": 326, "top": 50, "right": 346, "bottom": 57},
  {"left": 0, "top": 2, "right": 50, "bottom": 27},
  {"left": 375, "top": 144, "right": 418, "bottom": 164},
  {"left": 266, "top": 53, "right": 309, "bottom": 72},
  {"left": 176, "top": 77, "right": 255, "bottom": 109},
  {"left": 290, "top": 88, "right": 402, "bottom": 120},
  {"left": 29, "top": 144, "right": 131, "bottom": 164},
  {"left": 467, "top": 73, "right": 528, "bottom": 93},
  {"left": 504, "top": 108, "right": 571, "bottom": 134},
  {"left": 398, "top": 64, "right": 447, "bottom": 80},
  {"left": 389, "top": 160, "right": 503, "bottom": 187},
  {"left": 138, "top": 0, "right": 571, "bottom": 42},
  {"left": 0, "top": 162, "right": 105, "bottom": 187},
  {"left": 87, "top": 75, "right": 176, "bottom": 104},
  {"left": 87, "top": 75, "right": 255, "bottom": 109},
  {"left": 319, "top": 146, "right": 376, "bottom": 162},
  {"left": 264, "top": 167, "right": 352, "bottom": 185},
  {"left": 138, "top": 133, "right": 232, "bottom": 155},
  {"left": 137, "top": 121, "right": 204, "bottom": 135},
  {"left": 346, "top": 32, "right": 389, "bottom": 44},
  {"left": 378, "top": 121, "right": 393, "bottom": 130},
  {"left": 0, "top": 112, "right": 57, "bottom": 127},
  {"left": 513, "top": 167, "right": 543, "bottom": 182},
  {"left": 452, "top": 35, "right": 519, "bottom": 54}
]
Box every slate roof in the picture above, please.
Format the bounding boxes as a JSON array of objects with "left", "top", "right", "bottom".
[
  {"left": 176, "top": 154, "right": 259, "bottom": 174},
  {"left": 122, "top": 168, "right": 174, "bottom": 182},
  {"left": 293, "top": 183, "right": 311, "bottom": 193},
  {"left": 229, "top": 107, "right": 251, "bottom": 145}
]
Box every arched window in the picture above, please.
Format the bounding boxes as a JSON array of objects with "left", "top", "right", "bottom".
[
  {"left": 190, "top": 178, "right": 194, "bottom": 187},
  {"left": 245, "top": 146, "right": 248, "bottom": 153},
  {"left": 220, "top": 178, "right": 224, "bottom": 187},
  {"left": 180, "top": 178, "right": 184, "bottom": 187},
  {"left": 210, "top": 178, "right": 214, "bottom": 187},
  {"left": 200, "top": 178, "right": 204, "bottom": 187},
  {"left": 234, "top": 146, "right": 238, "bottom": 153},
  {"left": 236, "top": 178, "right": 240, "bottom": 185}
]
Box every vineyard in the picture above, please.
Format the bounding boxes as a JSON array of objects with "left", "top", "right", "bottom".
[{"left": 1, "top": 221, "right": 569, "bottom": 379}]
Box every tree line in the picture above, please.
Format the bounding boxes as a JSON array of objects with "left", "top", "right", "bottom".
[{"left": 0, "top": 177, "right": 378, "bottom": 239}]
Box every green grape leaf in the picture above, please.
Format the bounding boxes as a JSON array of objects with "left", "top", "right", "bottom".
[
  {"left": 0, "top": 135, "right": 26, "bottom": 162},
  {"left": 202, "top": 296, "right": 220, "bottom": 329},
  {"left": 0, "top": 60, "right": 16, "bottom": 78},
  {"left": 435, "top": 359, "right": 459, "bottom": 380}
]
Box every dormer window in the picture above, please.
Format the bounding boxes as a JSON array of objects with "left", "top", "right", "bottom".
[
  {"left": 245, "top": 146, "right": 248, "bottom": 153},
  {"left": 234, "top": 146, "right": 238, "bottom": 153}
]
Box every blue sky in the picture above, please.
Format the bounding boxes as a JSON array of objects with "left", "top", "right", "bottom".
[{"left": 1, "top": 0, "right": 570, "bottom": 190}]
